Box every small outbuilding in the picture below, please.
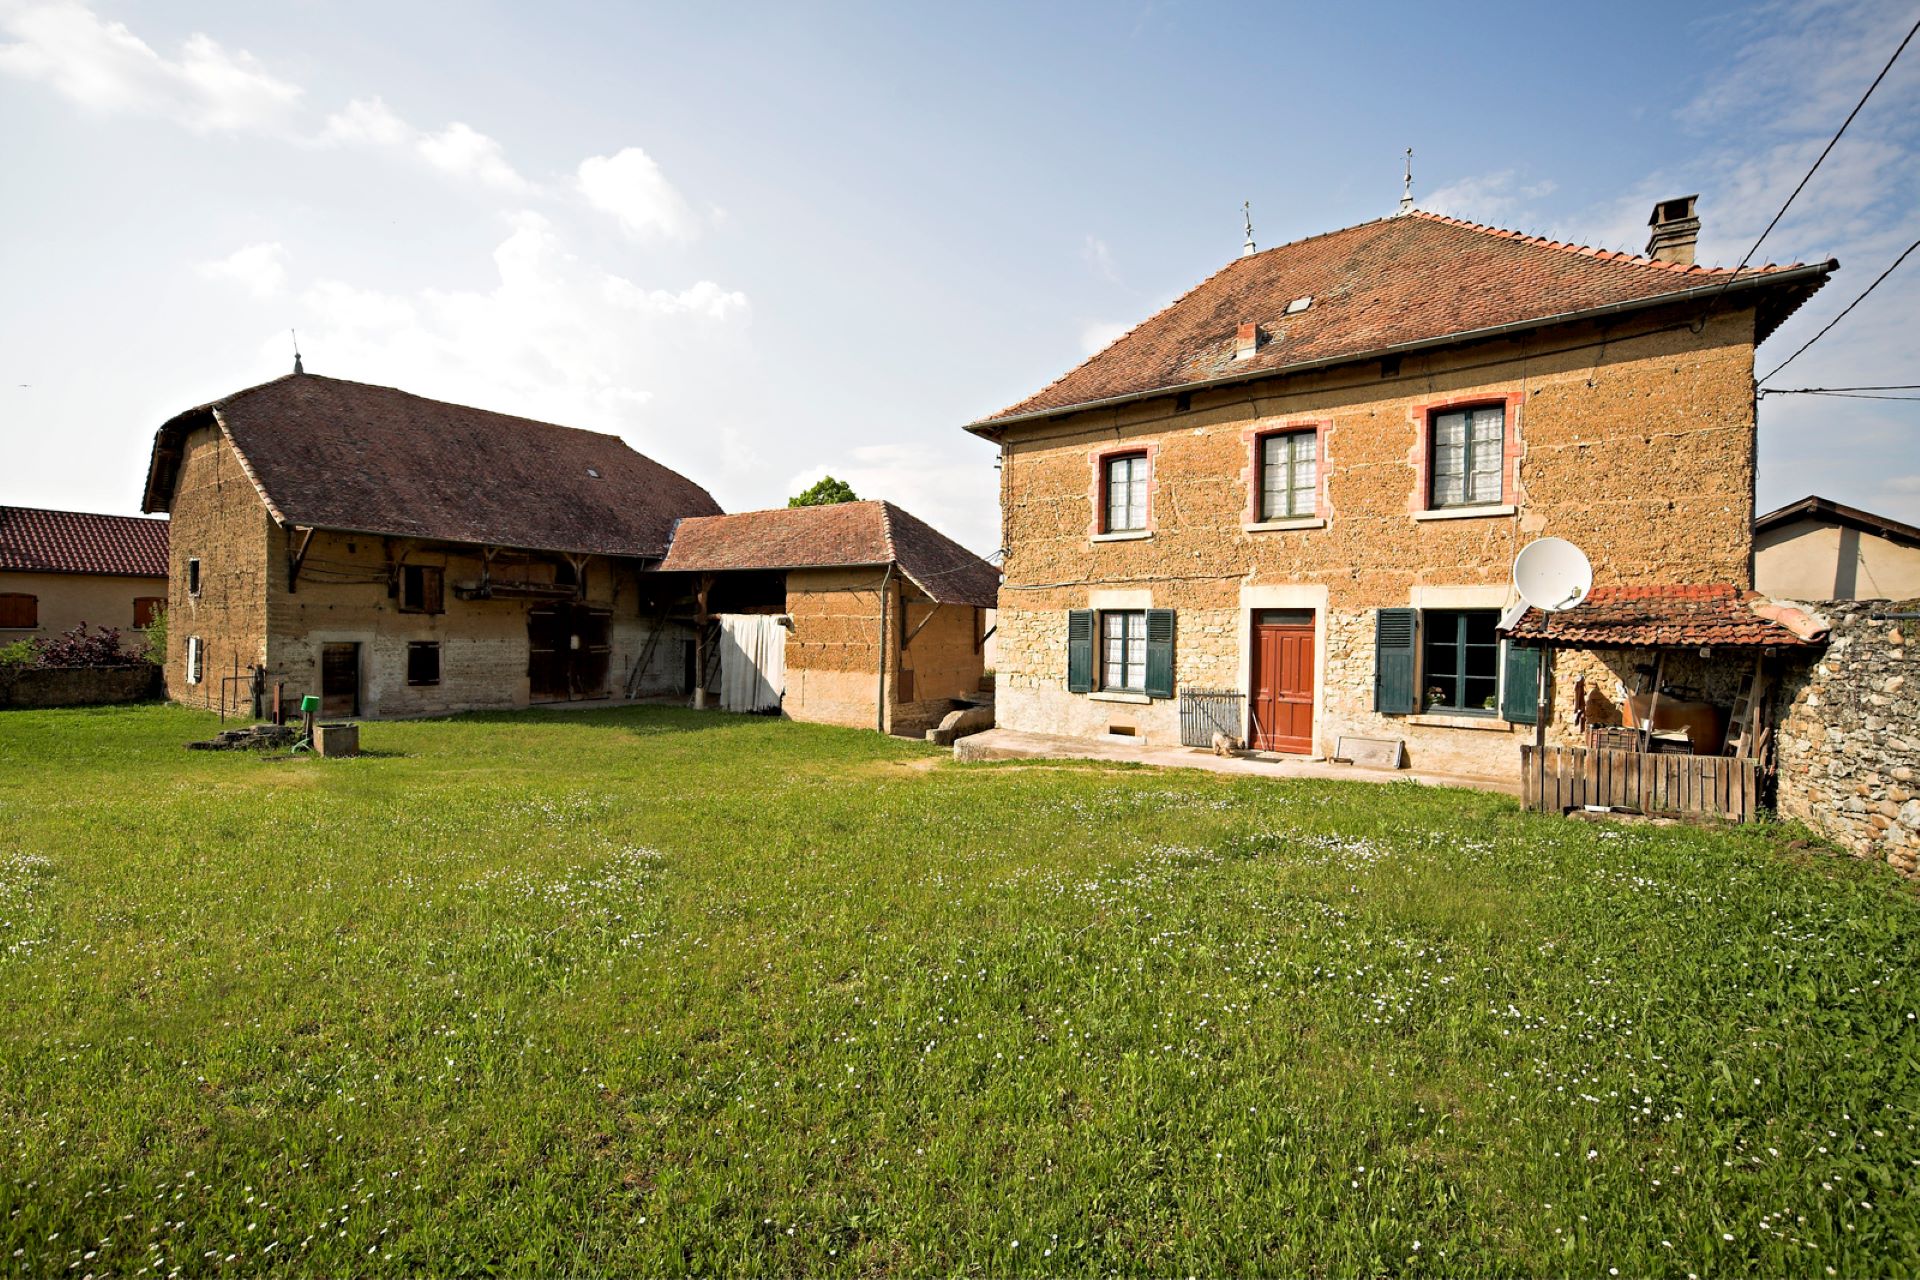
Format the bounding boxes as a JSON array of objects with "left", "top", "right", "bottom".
[{"left": 0, "top": 505, "right": 169, "bottom": 647}]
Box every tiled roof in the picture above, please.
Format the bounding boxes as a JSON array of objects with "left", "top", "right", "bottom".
[
  {"left": 975, "top": 209, "right": 1833, "bottom": 427},
  {"left": 1754, "top": 494, "right": 1920, "bottom": 548},
  {"left": 0, "top": 505, "right": 168, "bottom": 577},
  {"left": 658, "top": 501, "right": 1000, "bottom": 607},
  {"left": 1503, "top": 584, "right": 1823, "bottom": 649},
  {"left": 142, "top": 374, "right": 720, "bottom": 559}
]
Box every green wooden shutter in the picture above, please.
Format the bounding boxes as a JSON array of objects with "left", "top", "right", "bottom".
[
  {"left": 1144, "top": 608, "right": 1176, "bottom": 700},
  {"left": 1373, "top": 608, "right": 1417, "bottom": 714},
  {"left": 1500, "top": 642, "right": 1541, "bottom": 725},
  {"left": 1066, "top": 610, "right": 1094, "bottom": 693}
]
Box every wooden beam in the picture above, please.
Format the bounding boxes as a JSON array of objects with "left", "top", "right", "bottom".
[
  {"left": 901, "top": 601, "right": 946, "bottom": 650},
  {"left": 286, "top": 526, "right": 316, "bottom": 593}
]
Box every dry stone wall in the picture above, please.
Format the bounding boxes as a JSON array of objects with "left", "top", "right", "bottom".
[{"left": 1775, "top": 599, "right": 1920, "bottom": 874}]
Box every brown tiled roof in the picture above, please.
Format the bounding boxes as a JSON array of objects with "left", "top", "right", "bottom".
[
  {"left": 1504, "top": 584, "right": 1823, "bottom": 649},
  {"left": 142, "top": 374, "right": 720, "bottom": 559},
  {"left": 1754, "top": 494, "right": 1920, "bottom": 548},
  {"left": 657, "top": 500, "right": 1000, "bottom": 607},
  {"left": 0, "top": 505, "right": 168, "bottom": 577},
  {"left": 975, "top": 210, "right": 1834, "bottom": 428}
]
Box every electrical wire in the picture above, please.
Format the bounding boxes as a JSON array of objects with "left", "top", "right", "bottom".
[
  {"left": 1694, "top": 12, "right": 1920, "bottom": 332},
  {"left": 1758, "top": 237, "right": 1920, "bottom": 383},
  {"left": 1760, "top": 384, "right": 1920, "bottom": 394}
]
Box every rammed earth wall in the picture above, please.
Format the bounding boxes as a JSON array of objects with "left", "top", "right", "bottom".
[{"left": 1774, "top": 599, "right": 1920, "bottom": 874}]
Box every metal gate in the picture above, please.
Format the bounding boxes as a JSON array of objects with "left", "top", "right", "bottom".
[{"left": 1179, "top": 688, "right": 1244, "bottom": 747}]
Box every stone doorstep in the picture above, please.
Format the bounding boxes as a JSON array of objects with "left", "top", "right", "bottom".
[{"left": 953, "top": 727, "right": 1522, "bottom": 796}]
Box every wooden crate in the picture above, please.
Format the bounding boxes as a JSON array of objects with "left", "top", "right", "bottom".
[{"left": 1520, "top": 744, "right": 1757, "bottom": 822}]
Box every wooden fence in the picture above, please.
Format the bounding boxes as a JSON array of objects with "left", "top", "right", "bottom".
[{"left": 1520, "top": 745, "right": 1759, "bottom": 822}]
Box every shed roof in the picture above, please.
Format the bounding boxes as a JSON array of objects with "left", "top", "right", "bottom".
[
  {"left": 1503, "top": 583, "right": 1824, "bottom": 650},
  {"left": 973, "top": 209, "right": 1834, "bottom": 430},
  {"left": 657, "top": 501, "right": 1000, "bottom": 607},
  {"left": 142, "top": 373, "right": 720, "bottom": 559},
  {"left": 0, "top": 505, "right": 168, "bottom": 578}
]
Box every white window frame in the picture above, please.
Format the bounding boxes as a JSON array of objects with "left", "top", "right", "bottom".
[
  {"left": 185, "top": 635, "right": 204, "bottom": 685},
  {"left": 1260, "top": 430, "right": 1318, "bottom": 521},
  {"left": 1101, "top": 609, "right": 1147, "bottom": 693},
  {"left": 1104, "top": 453, "right": 1149, "bottom": 533},
  {"left": 1429, "top": 406, "right": 1505, "bottom": 508}
]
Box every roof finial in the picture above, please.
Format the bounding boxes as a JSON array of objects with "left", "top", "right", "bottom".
[
  {"left": 291, "top": 329, "right": 303, "bottom": 375},
  {"left": 1398, "top": 147, "right": 1414, "bottom": 215},
  {"left": 1241, "top": 200, "right": 1256, "bottom": 257}
]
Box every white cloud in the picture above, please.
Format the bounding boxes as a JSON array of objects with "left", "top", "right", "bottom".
[
  {"left": 576, "top": 147, "right": 698, "bottom": 240},
  {"left": 1080, "top": 320, "right": 1130, "bottom": 356},
  {"left": 1422, "top": 170, "right": 1559, "bottom": 230},
  {"left": 1082, "top": 234, "right": 1119, "bottom": 283},
  {"left": 786, "top": 443, "right": 999, "bottom": 556},
  {"left": 318, "top": 95, "right": 410, "bottom": 147},
  {"left": 197, "top": 242, "right": 288, "bottom": 298},
  {"left": 416, "top": 121, "right": 528, "bottom": 192},
  {"left": 287, "top": 213, "right": 749, "bottom": 481},
  {"left": 0, "top": 0, "right": 302, "bottom": 133}
]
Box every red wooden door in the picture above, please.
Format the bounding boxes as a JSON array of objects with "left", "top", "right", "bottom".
[{"left": 1251, "top": 612, "right": 1314, "bottom": 753}]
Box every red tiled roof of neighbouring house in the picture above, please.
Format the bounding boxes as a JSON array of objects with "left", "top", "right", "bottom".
[
  {"left": 657, "top": 500, "right": 1001, "bottom": 607},
  {"left": 972, "top": 209, "right": 1835, "bottom": 429},
  {"left": 0, "top": 505, "right": 169, "bottom": 577},
  {"left": 1503, "top": 583, "right": 1825, "bottom": 649},
  {"left": 141, "top": 373, "right": 721, "bottom": 559}
]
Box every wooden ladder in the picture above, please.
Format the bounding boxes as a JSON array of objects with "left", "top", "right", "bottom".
[{"left": 1723, "top": 657, "right": 1768, "bottom": 758}]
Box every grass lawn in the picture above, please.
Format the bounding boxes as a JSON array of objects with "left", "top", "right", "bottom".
[{"left": 1, "top": 703, "right": 1916, "bottom": 1276}]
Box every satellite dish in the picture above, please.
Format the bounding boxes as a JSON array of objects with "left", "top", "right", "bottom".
[{"left": 1513, "top": 537, "right": 1592, "bottom": 613}]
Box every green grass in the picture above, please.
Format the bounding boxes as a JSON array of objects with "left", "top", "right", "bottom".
[{"left": 1, "top": 704, "right": 1916, "bottom": 1276}]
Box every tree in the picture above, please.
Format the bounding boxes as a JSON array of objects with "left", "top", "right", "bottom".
[{"left": 789, "top": 475, "right": 859, "bottom": 507}]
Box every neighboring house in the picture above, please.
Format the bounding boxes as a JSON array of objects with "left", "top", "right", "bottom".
[
  {"left": 140, "top": 372, "right": 995, "bottom": 727},
  {"left": 1754, "top": 495, "right": 1920, "bottom": 600},
  {"left": 656, "top": 501, "right": 998, "bottom": 735},
  {"left": 969, "top": 198, "right": 1835, "bottom": 778},
  {"left": 0, "top": 505, "right": 168, "bottom": 647}
]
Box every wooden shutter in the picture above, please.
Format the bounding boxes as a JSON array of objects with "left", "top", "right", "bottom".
[
  {"left": 1066, "top": 610, "right": 1094, "bottom": 693},
  {"left": 1144, "top": 608, "right": 1176, "bottom": 700},
  {"left": 0, "top": 593, "right": 36, "bottom": 629},
  {"left": 423, "top": 567, "right": 445, "bottom": 615},
  {"left": 1501, "top": 642, "right": 1541, "bottom": 725},
  {"left": 1373, "top": 608, "right": 1417, "bottom": 714}
]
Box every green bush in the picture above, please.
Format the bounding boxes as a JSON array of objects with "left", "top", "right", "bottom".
[{"left": 0, "top": 638, "right": 34, "bottom": 668}]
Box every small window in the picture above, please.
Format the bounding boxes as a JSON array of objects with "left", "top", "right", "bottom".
[
  {"left": 399, "top": 565, "right": 445, "bottom": 614},
  {"left": 0, "top": 593, "right": 36, "bottom": 629},
  {"left": 1429, "top": 406, "right": 1505, "bottom": 508},
  {"left": 1103, "top": 453, "right": 1149, "bottom": 533},
  {"left": 1422, "top": 609, "right": 1500, "bottom": 714},
  {"left": 1259, "top": 430, "right": 1318, "bottom": 521},
  {"left": 187, "top": 558, "right": 201, "bottom": 596},
  {"left": 406, "top": 641, "right": 441, "bottom": 687},
  {"left": 185, "top": 636, "right": 204, "bottom": 685},
  {"left": 133, "top": 597, "right": 163, "bottom": 629},
  {"left": 1101, "top": 610, "right": 1147, "bottom": 692}
]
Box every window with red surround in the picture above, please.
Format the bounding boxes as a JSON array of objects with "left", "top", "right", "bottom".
[
  {"left": 1407, "top": 392, "right": 1524, "bottom": 512},
  {"left": 1243, "top": 420, "right": 1330, "bottom": 523},
  {"left": 1087, "top": 442, "right": 1158, "bottom": 537}
]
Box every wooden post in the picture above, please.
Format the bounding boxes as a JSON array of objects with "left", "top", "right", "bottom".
[
  {"left": 1641, "top": 651, "right": 1666, "bottom": 753},
  {"left": 693, "top": 574, "right": 713, "bottom": 710},
  {"left": 875, "top": 565, "right": 896, "bottom": 734},
  {"left": 1534, "top": 647, "right": 1550, "bottom": 812}
]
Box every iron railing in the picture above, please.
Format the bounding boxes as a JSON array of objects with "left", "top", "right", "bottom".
[{"left": 1179, "top": 688, "right": 1243, "bottom": 747}]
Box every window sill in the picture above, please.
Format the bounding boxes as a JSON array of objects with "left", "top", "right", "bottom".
[
  {"left": 1407, "top": 712, "right": 1514, "bottom": 731},
  {"left": 1089, "top": 690, "right": 1151, "bottom": 704},
  {"left": 1090, "top": 530, "right": 1152, "bottom": 543},
  {"left": 1243, "top": 517, "right": 1326, "bottom": 533},
  {"left": 1414, "top": 504, "right": 1516, "bottom": 522}
]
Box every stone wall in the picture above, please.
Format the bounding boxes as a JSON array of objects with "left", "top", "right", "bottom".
[
  {"left": 0, "top": 665, "right": 160, "bottom": 709},
  {"left": 165, "top": 424, "right": 273, "bottom": 710},
  {"left": 992, "top": 302, "right": 1762, "bottom": 777},
  {"left": 1775, "top": 599, "right": 1920, "bottom": 874}
]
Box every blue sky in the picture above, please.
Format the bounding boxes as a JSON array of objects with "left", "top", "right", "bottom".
[{"left": 2, "top": 0, "right": 1916, "bottom": 556}]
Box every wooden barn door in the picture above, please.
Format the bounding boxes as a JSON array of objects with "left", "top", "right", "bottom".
[
  {"left": 320, "top": 642, "right": 360, "bottom": 717},
  {"left": 528, "top": 604, "right": 612, "bottom": 702},
  {"left": 1251, "top": 610, "right": 1314, "bottom": 754}
]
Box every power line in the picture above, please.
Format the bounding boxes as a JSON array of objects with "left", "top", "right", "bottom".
[
  {"left": 1694, "top": 12, "right": 1920, "bottom": 331},
  {"left": 1758, "top": 236, "right": 1920, "bottom": 383},
  {"left": 1761, "top": 384, "right": 1920, "bottom": 394},
  {"left": 1772, "top": 391, "right": 1920, "bottom": 401}
]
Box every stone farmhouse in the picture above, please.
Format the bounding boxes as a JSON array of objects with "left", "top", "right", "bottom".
[
  {"left": 969, "top": 198, "right": 1837, "bottom": 780},
  {"left": 140, "top": 371, "right": 996, "bottom": 729},
  {"left": 0, "top": 505, "right": 168, "bottom": 647}
]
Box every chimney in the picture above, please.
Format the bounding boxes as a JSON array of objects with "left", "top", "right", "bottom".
[
  {"left": 1234, "top": 322, "right": 1259, "bottom": 360},
  {"left": 1646, "top": 194, "right": 1700, "bottom": 266}
]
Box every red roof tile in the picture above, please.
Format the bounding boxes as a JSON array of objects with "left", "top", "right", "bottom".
[
  {"left": 1503, "top": 583, "right": 1822, "bottom": 649},
  {"left": 975, "top": 210, "right": 1834, "bottom": 428},
  {"left": 0, "top": 505, "right": 168, "bottom": 577},
  {"left": 658, "top": 501, "right": 1000, "bottom": 607},
  {"left": 143, "top": 374, "right": 720, "bottom": 559}
]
